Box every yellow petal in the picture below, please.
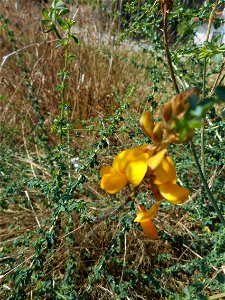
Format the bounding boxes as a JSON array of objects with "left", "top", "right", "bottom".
[
  {"left": 134, "top": 204, "right": 159, "bottom": 239},
  {"left": 158, "top": 183, "right": 189, "bottom": 204},
  {"left": 148, "top": 149, "right": 167, "bottom": 170},
  {"left": 112, "top": 148, "right": 133, "bottom": 173},
  {"left": 113, "top": 145, "right": 148, "bottom": 174},
  {"left": 140, "top": 111, "right": 154, "bottom": 138},
  {"left": 134, "top": 202, "right": 161, "bottom": 222},
  {"left": 154, "top": 156, "right": 176, "bottom": 184},
  {"left": 140, "top": 220, "right": 158, "bottom": 239},
  {"left": 125, "top": 153, "right": 149, "bottom": 187},
  {"left": 100, "top": 166, "right": 114, "bottom": 176},
  {"left": 100, "top": 173, "right": 128, "bottom": 194}
]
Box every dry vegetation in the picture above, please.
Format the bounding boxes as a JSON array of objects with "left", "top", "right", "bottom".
[{"left": 0, "top": 1, "right": 154, "bottom": 134}]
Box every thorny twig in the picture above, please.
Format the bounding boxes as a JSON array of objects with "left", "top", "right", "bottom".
[
  {"left": 91, "top": 195, "right": 132, "bottom": 223},
  {"left": 161, "top": 0, "right": 180, "bottom": 93}
]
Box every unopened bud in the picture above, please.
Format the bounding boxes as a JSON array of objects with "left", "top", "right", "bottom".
[
  {"left": 140, "top": 111, "right": 154, "bottom": 139},
  {"left": 152, "top": 122, "right": 163, "bottom": 144},
  {"left": 172, "top": 100, "right": 186, "bottom": 117},
  {"left": 162, "top": 101, "right": 173, "bottom": 122}
]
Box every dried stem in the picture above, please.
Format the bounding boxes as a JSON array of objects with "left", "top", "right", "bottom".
[
  {"left": 162, "top": 2, "right": 180, "bottom": 94},
  {"left": 209, "top": 57, "right": 225, "bottom": 97},
  {"left": 91, "top": 195, "right": 132, "bottom": 223},
  {"left": 25, "top": 190, "right": 41, "bottom": 229}
]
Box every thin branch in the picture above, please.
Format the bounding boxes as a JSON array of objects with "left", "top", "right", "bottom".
[
  {"left": 0, "top": 39, "right": 58, "bottom": 70},
  {"left": 162, "top": 2, "right": 180, "bottom": 94},
  {"left": 190, "top": 141, "right": 225, "bottom": 227},
  {"left": 91, "top": 195, "right": 132, "bottom": 223},
  {"left": 0, "top": 255, "right": 35, "bottom": 282},
  {"left": 120, "top": 232, "right": 127, "bottom": 283},
  {"left": 209, "top": 57, "right": 225, "bottom": 97},
  {"left": 22, "top": 123, "right": 36, "bottom": 178},
  {"left": 208, "top": 292, "right": 225, "bottom": 300},
  {"left": 0, "top": 43, "right": 39, "bottom": 69},
  {"left": 205, "top": 0, "right": 218, "bottom": 42},
  {"left": 182, "top": 244, "right": 218, "bottom": 271},
  {"left": 60, "top": 194, "right": 134, "bottom": 240},
  {"left": 25, "top": 191, "right": 41, "bottom": 229}
]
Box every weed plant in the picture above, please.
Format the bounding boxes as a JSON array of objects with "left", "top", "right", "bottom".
[{"left": 0, "top": 1, "right": 224, "bottom": 300}]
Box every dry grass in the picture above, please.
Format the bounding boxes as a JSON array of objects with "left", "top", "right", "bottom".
[
  {"left": 0, "top": 199, "right": 205, "bottom": 299},
  {"left": 0, "top": 0, "right": 153, "bottom": 144}
]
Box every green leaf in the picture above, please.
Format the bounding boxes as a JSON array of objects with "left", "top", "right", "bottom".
[
  {"left": 42, "top": 8, "right": 50, "bottom": 19},
  {"left": 200, "top": 98, "right": 214, "bottom": 114},
  {"left": 55, "top": 1, "right": 66, "bottom": 9},
  {"left": 71, "top": 35, "right": 79, "bottom": 44},
  {"left": 179, "top": 128, "right": 189, "bottom": 141},
  {"left": 190, "top": 105, "right": 203, "bottom": 117},
  {"left": 41, "top": 19, "right": 51, "bottom": 26},
  {"left": 57, "top": 17, "right": 65, "bottom": 27},
  {"left": 188, "top": 119, "right": 201, "bottom": 129},
  {"left": 55, "top": 40, "right": 62, "bottom": 49},
  {"left": 51, "top": 10, "right": 56, "bottom": 23},
  {"left": 216, "top": 272, "right": 225, "bottom": 284},
  {"left": 53, "top": 27, "right": 62, "bottom": 40},
  {"left": 45, "top": 24, "right": 56, "bottom": 33},
  {"left": 188, "top": 94, "right": 198, "bottom": 109},
  {"left": 211, "top": 34, "right": 222, "bottom": 44},
  {"left": 59, "top": 8, "right": 70, "bottom": 16},
  {"left": 215, "top": 86, "right": 225, "bottom": 102}
]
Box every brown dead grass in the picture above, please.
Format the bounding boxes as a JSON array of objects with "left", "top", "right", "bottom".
[
  {"left": 0, "top": 0, "right": 153, "bottom": 146},
  {"left": 0, "top": 201, "right": 202, "bottom": 299}
]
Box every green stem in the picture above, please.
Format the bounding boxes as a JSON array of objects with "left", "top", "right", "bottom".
[
  {"left": 201, "top": 59, "right": 207, "bottom": 178},
  {"left": 59, "top": 44, "right": 69, "bottom": 143},
  {"left": 162, "top": 10, "right": 180, "bottom": 94},
  {"left": 190, "top": 140, "right": 225, "bottom": 227}
]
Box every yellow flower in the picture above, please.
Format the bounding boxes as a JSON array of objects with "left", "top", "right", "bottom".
[
  {"left": 100, "top": 145, "right": 151, "bottom": 194},
  {"left": 100, "top": 146, "right": 189, "bottom": 204},
  {"left": 134, "top": 203, "right": 160, "bottom": 239},
  {"left": 148, "top": 149, "right": 189, "bottom": 204}
]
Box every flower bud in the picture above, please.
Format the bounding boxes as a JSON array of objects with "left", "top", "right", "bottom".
[
  {"left": 172, "top": 99, "right": 186, "bottom": 117},
  {"left": 140, "top": 111, "right": 154, "bottom": 139},
  {"left": 152, "top": 122, "right": 163, "bottom": 144},
  {"left": 162, "top": 101, "right": 173, "bottom": 123}
]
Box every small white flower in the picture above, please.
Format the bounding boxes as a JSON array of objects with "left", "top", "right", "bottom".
[{"left": 71, "top": 157, "right": 80, "bottom": 171}]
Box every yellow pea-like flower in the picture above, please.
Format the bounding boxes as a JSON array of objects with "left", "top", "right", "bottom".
[
  {"left": 100, "top": 145, "right": 151, "bottom": 194},
  {"left": 134, "top": 204, "right": 160, "bottom": 239}
]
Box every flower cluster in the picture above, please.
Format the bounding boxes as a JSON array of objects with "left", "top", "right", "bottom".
[
  {"left": 100, "top": 91, "right": 194, "bottom": 239},
  {"left": 100, "top": 145, "right": 189, "bottom": 204},
  {"left": 141, "top": 88, "right": 200, "bottom": 145}
]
